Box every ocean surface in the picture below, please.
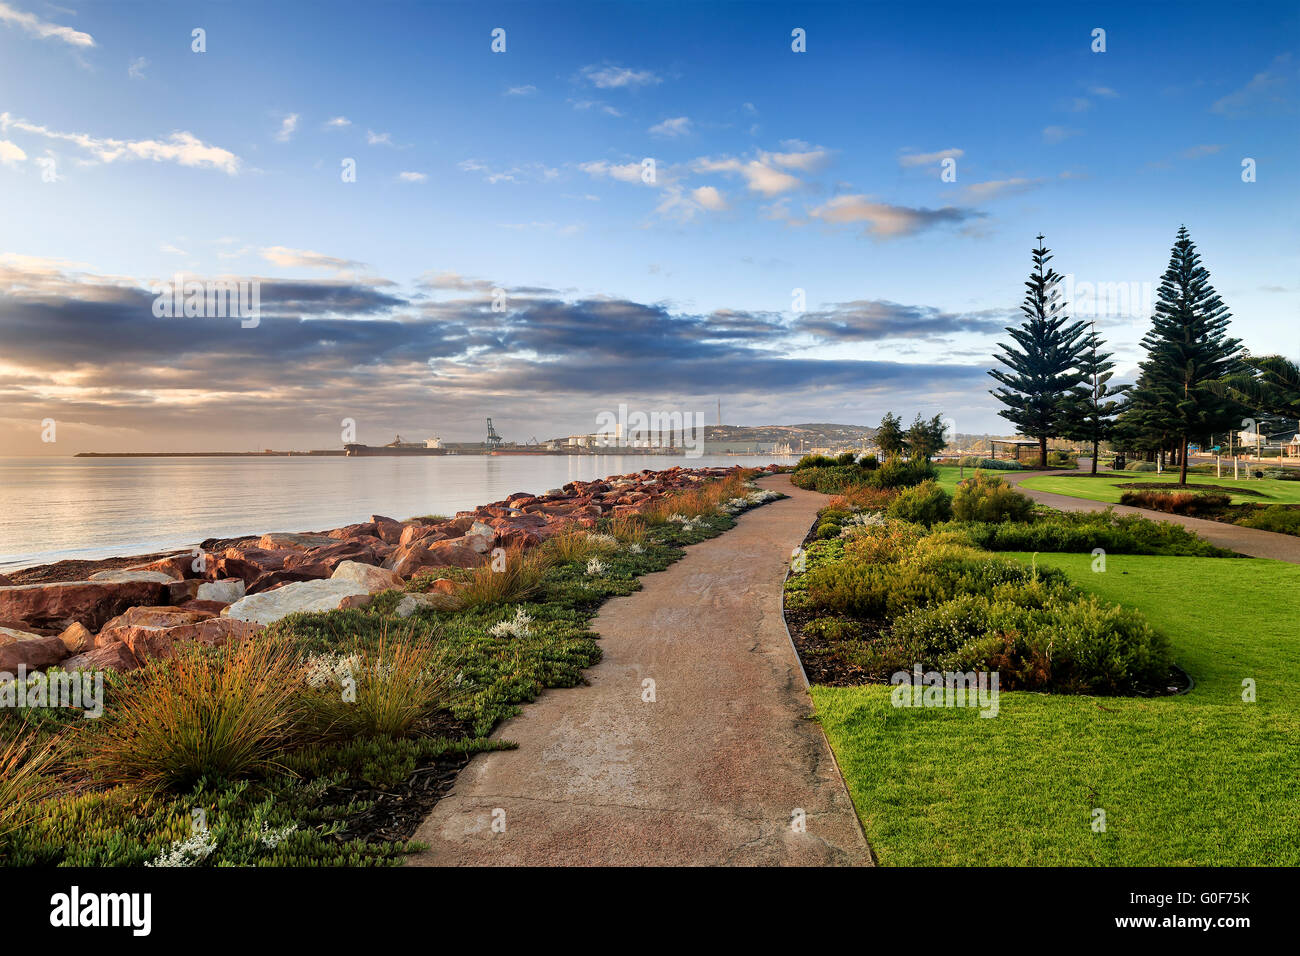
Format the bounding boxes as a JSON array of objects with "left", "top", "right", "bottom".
[{"left": 0, "top": 454, "right": 793, "bottom": 571}]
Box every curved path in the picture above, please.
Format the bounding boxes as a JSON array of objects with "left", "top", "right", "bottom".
[
  {"left": 408, "top": 473, "right": 872, "bottom": 866},
  {"left": 1004, "top": 466, "right": 1300, "bottom": 563}
]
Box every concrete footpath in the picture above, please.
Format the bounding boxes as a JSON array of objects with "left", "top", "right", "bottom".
[
  {"left": 1005, "top": 468, "right": 1300, "bottom": 564},
  {"left": 408, "top": 473, "right": 872, "bottom": 866}
]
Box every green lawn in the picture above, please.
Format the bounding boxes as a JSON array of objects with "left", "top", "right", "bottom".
[
  {"left": 812, "top": 551, "right": 1300, "bottom": 865},
  {"left": 1019, "top": 470, "right": 1300, "bottom": 506}
]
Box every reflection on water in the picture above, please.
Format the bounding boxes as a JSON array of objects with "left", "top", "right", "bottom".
[{"left": 0, "top": 454, "right": 791, "bottom": 570}]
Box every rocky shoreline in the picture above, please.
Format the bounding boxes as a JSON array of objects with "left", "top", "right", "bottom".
[{"left": 0, "top": 465, "right": 776, "bottom": 678}]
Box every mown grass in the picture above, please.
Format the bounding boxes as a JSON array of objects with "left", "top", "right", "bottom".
[
  {"left": 1020, "top": 471, "right": 1300, "bottom": 506},
  {"left": 812, "top": 551, "right": 1300, "bottom": 865}
]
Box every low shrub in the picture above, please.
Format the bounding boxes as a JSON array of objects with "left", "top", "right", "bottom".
[
  {"left": 887, "top": 479, "right": 952, "bottom": 526},
  {"left": 842, "top": 517, "right": 928, "bottom": 565},
  {"left": 952, "top": 470, "right": 1035, "bottom": 523},
  {"left": 828, "top": 485, "right": 897, "bottom": 513},
  {"left": 0, "top": 722, "right": 63, "bottom": 849},
  {"left": 872, "top": 456, "right": 938, "bottom": 490},
  {"left": 300, "top": 632, "right": 456, "bottom": 739},
  {"left": 1119, "top": 490, "right": 1230, "bottom": 517},
  {"left": 1235, "top": 504, "right": 1300, "bottom": 536},
  {"left": 446, "top": 546, "right": 554, "bottom": 609},
  {"left": 957, "top": 456, "right": 1024, "bottom": 470},
  {"left": 884, "top": 581, "right": 1171, "bottom": 694},
  {"left": 1124, "top": 461, "right": 1158, "bottom": 472},
  {"left": 84, "top": 638, "right": 305, "bottom": 794},
  {"left": 949, "top": 509, "right": 1232, "bottom": 557}
]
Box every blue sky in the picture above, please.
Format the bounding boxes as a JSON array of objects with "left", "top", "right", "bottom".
[{"left": 1, "top": 0, "right": 1297, "bottom": 453}]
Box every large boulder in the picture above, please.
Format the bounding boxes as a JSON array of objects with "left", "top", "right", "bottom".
[
  {"left": 196, "top": 579, "right": 246, "bottom": 604},
  {"left": 113, "top": 617, "right": 263, "bottom": 663},
  {"left": 223, "top": 578, "right": 373, "bottom": 626},
  {"left": 0, "top": 634, "right": 69, "bottom": 672},
  {"left": 330, "top": 561, "right": 403, "bottom": 593},
  {"left": 58, "top": 622, "right": 94, "bottom": 655},
  {"left": 87, "top": 568, "right": 179, "bottom": 584},
  {"left": 61, "top": 641, "right": 141, "bottom": 673},
  {"left": 257, "top": 532, "right": 337, "bottom": 552},
  {"left": 0, "top": 580, "right": 170, "bottom": 631},
  {"left": 246, "top": 567, "right": 330, "bottom": 594},
  {"left": 97, "top": 605, "right": 218, "bottom": 646}
]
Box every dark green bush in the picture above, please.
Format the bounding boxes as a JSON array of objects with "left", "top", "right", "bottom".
[
  {"left": 1119, "top": 489, "right": 1230, "bottom": 516},
  {"left": 948, "top": 510, "right": 1232, "bottom": 557},
  {"left": 952, "top": 470, "right": 1035, "bottom": 523},
  {"left": 887, "top": 479, "right": 952, "bottom": 526},
  {"left": 1235, "top": 504, "right": 1300, "bottom": 536}
]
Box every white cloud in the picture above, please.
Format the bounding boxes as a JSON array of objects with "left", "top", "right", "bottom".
[
  {"left": 649, "top": 116, "right": 692, "bottom": 137},
  {"left": 159, "top": 243, "right": 188, "bottom": 256},
  {"left": 578, "top": 160, "right": 648, "bottom": 185},
  {"left": 692, "top": 155, "right": 800, "bottom": 196},
  {"left": 261, "top": 246, "right": 365, "bottom": 273},
  {"left": 808, "top": 195, "right": 977, "bottom": 238},
  {"left": 580, "top": 64, "right": 661, "bottom": 89},
  {"left": 691, "top": 185, "right": 727, "bottom": 211},
  {"left": 0, "top": 139, "right": 25, "bottom": 165},
  {"left": 1042, "top": 125, "right": 1081, "bottom": 145},
  {"left": 324, "top": 116, "right": 351, "bottom": 129},
  {"left": 570, "top": 99, "right": 623, "bottom": 117},
  {"left": 275, "top": 114, "right": 299, "bottom": 143},
  {"left": 898, "top": 148, "right": 963, "bottom": 168},
  {"left": 366, "top": 129, "right": 394, "bottom": 146},
  {"left": 460, "top": 159, "right": 558, "bottom": 184},
  {"left": 0, "top": 1, "right": 94, "bottom": 47},
  {"left": 505, "top": 85, "right": 537, "bottom": 96},
  {"left": 1211, "top": 53, "right": 1296, "bottom": 116},
  {"left": 1089, "top": 86, "right": 1119, "bottom": 98},
  {"left": 0, "top": 112, "right": 241, "bottom": 174},
  {"left": 961, "top": 177, "right": 1042, "bottom": 200},
  {"left": 128, "top": 56, "right": 148, "bottom": 80},
  {"left": 397, "top": 170, "right": 427, "bottom": 183}
]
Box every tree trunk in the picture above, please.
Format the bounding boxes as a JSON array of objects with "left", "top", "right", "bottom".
[
  {"left": 1091, "top": 438, "right": 1099, "bottom": 474},
  {"left": 1179, "top": 435, "right": 1189, "bottom": 485}
]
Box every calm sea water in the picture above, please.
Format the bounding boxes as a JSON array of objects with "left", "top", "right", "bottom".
[{"left": 0, "top": 455, "right": 792, "bottom": 571}]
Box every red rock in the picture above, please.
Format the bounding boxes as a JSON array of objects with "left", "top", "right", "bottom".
[
  {"left": 97, "top": 605, "right": 218, "bottom": 647},
  {"left": 167, "top": 579, "right": 204, "bottom": 605},
  {"left": 495, "top": 528, "right": 543, "bottom": 550},
  {"left": 0, "top": 580, "right": 170, "bottom": 631},
  {"left": 61, "top": 641, "right": 141, "bottom": 674},
  {"left": 328, "top": 521, "right": 378, "bottom": 540},
  {"left": 139, "top": 554, "right": 204, "bottom": 579},
  {"left": 119, "top": 617, "right": 263, "bottom": 662},
  {"left": 213, "top": 556, "right": 263, "bottom": 586},
  {"left": 399, "top": 524, "right": 449, "bottom": 546},
  {"left": 58, "top": 622, "right": 93, "bottom": 654},
  {"left": 0, "top": 574, "right": 12, "bottom": 587},
  {"left": 0, "top": 634, "right": 69, "bottom": 671},
  {"left": 425, "top": 539, "right": 490, "bottom": 569},
  {"left": 246, "top": 567, "right": 330, "bottom": 594},
  {"left": 368, "top": 516, "right": 405, "bottom": 545},
  {"left": 337, "top": 593, "right": 375, "bottom": 610}
]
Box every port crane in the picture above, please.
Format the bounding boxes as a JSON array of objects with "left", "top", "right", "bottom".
[{"left": 485, "top": 417, "right": 503, "bottom": 450}]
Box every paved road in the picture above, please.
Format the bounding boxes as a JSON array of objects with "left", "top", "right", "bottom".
[
  {"left": 408, "top": 473, "right": 872, "bottom": 866},
  {"left": 1004, "top": 466, "right": 1300, "bottom": 564}
]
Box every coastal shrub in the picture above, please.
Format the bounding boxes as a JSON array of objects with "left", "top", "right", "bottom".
[
  {"left": 451, "top": 546, "right": 554, "bottom": 608},
  {"left": 0, "top": 722, "right": 63, "bottom": 848},
  {"left": 795, "top": 454, "right": 839, "bottom": 470},
  {"left": 300, "top": 633, "right": 456, "bottom": 739},
  {"left": 882, "top": 582, "right": 1171, "bottom": 694},
  {"left": 843, "top": 518, "right": 927, "bottom": 565},
  {"left": 790, "top": 464, "right": 867, "bottom": 494},
  {"left": 871, "top": 456, "right": 937, "bottom": 490},
  {"left": 887, "top": 480, "right": 952, "bottom": 526},
  {"left": 641, "top": 472, "right": 748, "bottom": 524},
  {"left": 85, "top": 639, "right": 305, "bottom": 794},
  {"left": 1119, "top": 490, "right": 1230, "bottom": 517},
  {"left": 948, "top": 510, "right": 1232, "bottom": 557},
  {"left": 951, "top": 470, "right": 1034, "bottom": 523},
  {"left": 603, "top": 513, "right": 649, "bottom": 545},
  {"left": 1235, "top": 504, "right": 1300, "bottom": 536},
  {"left": 1124, "top": 461, "right": 1158, "bottom": 472},
  {"left": 957, "top": 456, "right": 1023, "bottom": 470},
  {"left": 1047, "top": 450, "right": 1078, "bottom": 468}
]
